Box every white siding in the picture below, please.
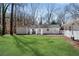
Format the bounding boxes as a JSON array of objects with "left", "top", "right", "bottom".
[
  {"left": 42, "top": 28, "right": 59, "bottom": 34},
  {"left": 64, "top": 30, "right": 73, "bottom": 38},
  {"left": 16, "top": 27, "right": 60, "bottom": 35},
  {"left": 16, "top": 27, "right": 29, "bottom": 34},
  {"left": 64, "top": 30, "right": 79, "bottom": 40},
  {"left": 73, "top": 31, "right": 79, "bottom": 40},
  {"left": 36, "top": 28, "right": 41, "bottom": 34}
]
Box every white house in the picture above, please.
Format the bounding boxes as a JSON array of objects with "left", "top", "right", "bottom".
[
  {"left": 16, "top": 24, "right": 60, "bottom": 35},
  {"left": 63, "top": 19, "right": 79, "bottom": 40}
]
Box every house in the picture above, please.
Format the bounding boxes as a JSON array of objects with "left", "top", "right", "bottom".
[
  {"left": 16, "top": 24, "right": 60, "bottom": 35},
  {"left": 62, "top": 19, "right": 79, "bottom": 40}
]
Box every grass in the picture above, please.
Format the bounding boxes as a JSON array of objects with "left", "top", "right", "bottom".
[{"left": 0, "top": 35, "right": 79, "bottom": 56}]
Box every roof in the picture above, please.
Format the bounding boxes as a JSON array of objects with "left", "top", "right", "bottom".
[
  {"left": 30, "top": 24, "right": 60, "bottom": 28},
  {"left": 62, "top": 19, "right": 79, "bottom": 30},
  {"left": 62, "top": 19, "right": 79, "bottom": 27}
]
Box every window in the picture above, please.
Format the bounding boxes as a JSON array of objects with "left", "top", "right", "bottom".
[
  {"left": 69, "top": 26, "right": 71, "bottom": 30},
  {"left": 39, "top": 29, "right": 41, "bottom": 31},
  {"left": 47, "top": 28, "right": 49, "bottom": 31}
]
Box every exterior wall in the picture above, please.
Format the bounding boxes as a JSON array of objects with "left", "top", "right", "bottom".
[
  {"left": 42, "top": 28, "right": 59, "bottom": 34},
  {"left": 63, "top": 23, "right": 79, "bottom": 40},
  {"left": 36, "top": 28, "right": 42, "bottom": 35},
  {"left": 64, "top": 30, "right": 79, "bottom": 40},
  {"left": 64, "top": 25, "right": 79, "bottom": 31},
  {"left": 64, "top": 30, "right": 73, "bottom": 38},
  {"left": 16, "top": 27, "right": 60, "bottom": 35},
  {"left": 73, "top": 31, "right": 79, "bottom": 40},
  {"left": 16, "top": 27, "right": 29, "bottom": 34},
  {"left": 34, "top": 28, "right": 60, "bottom": 35},
  {"left": 36, "top": 28, "right": 43, "bottom": 35}
]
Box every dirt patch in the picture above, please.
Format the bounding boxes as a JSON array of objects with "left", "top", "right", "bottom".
[
  {"left": 45, "top": 35, "right": 64, "bottom": 37},
  {"left": 64, "top": 36, "right": 79, "bottom": 48}
]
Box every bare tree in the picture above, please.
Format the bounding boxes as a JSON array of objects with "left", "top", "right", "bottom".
[
  {"left": 56, "top": 5, "right": 69, "bottom": 27},
  {"left": 39, "top": 16, "right": 43, "bottom": 25},
  {"left": 0, "top": 4, "right": 2, "bottom": 34},
  {"left": 46, "top": 4, "right": 55, "bottom": 25},
  {"left": 1, "top": 4, "right": 9, "bottom": 35},
  {"left": 57, "top": 12, "right": 66, "bottom": 26},
  {"left": 65, "top": 3, "right": 79, "bottom": 20},
  {"left": 13, "top": 4, "right": 17, "bottom": 33},
  {"left": 30, "top": 3, "right": 39, "bottom": 25},
  {"left": 10, "top": 3, "right": 14, "bottom": 35},
  {"left": 0, "top": 4, "right": 1, "bottom": 25}
]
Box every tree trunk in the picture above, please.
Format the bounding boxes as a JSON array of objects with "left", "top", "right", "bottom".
[
  {"left": 1, "top": 4, "right": 9, "bottom": 35},
  {"left": 2, "top": 4, "right": 5, "bottom": 35},
  {"left": 14, "top": 5, "right": 16, "bottom": 33},
  {"left": 10, "top": 3, "right": 14, "bottom": 35}
]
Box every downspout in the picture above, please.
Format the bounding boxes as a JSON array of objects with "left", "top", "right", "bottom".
[{"left": 71, "top": 23, "right": 74, "bottom": 40}]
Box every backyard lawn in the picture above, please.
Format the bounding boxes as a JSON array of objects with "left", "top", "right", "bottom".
[{"left": 0, "top": 35, "right": 79, "bottom": 56}]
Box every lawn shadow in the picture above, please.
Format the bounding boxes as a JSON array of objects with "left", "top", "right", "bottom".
[
  {"left": 0, "top": 35, "right": 12, "bottom": 39},
  {"left": 1, "top": 36, "right": 8, "bottom": 39},
  {"left": 12, "top": 35, "right": 44, "bottom": 56}
]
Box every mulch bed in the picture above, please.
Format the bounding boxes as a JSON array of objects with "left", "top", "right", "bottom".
[{"left": 64, "top": 36, "right": 79, "bottom": 48}]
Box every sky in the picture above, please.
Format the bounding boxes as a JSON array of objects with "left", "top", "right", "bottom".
[
  {"left": 7, "top": 3, "right": 69, "bottom": 13},
  {"left": 6, "top": 3, "right": 74, "bottom": 23},
  {"left": 25, "top": 3, "right": 69, "bottom": 19}
]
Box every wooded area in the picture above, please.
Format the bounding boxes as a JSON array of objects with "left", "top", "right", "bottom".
[{"left": 0, "top": 3, "right": 79, "bottom": 35}]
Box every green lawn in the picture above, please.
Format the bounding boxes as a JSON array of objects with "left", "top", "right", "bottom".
[{"left": 0, "top": 35, "right": 79, "bottom": 56}]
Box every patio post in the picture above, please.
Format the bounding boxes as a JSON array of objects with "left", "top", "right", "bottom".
[
  {"left": 41, "top": 28, "right": 43, "bottom": 35},
  {"left": 30, "top": 29, "right": 32, "bottom": 34},
  {"left": 35, "top": 29, "right": 38, "bottom": 35}
]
